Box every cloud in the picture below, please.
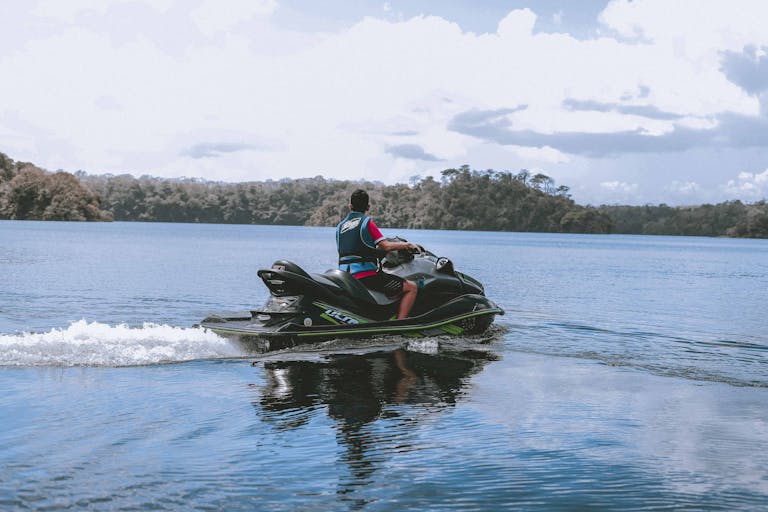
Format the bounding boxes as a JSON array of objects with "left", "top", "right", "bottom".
[
  {"left": 601, "top": 181, "right": 638, "bottom": 193},
  {"left": 448, "top": 106, "right": 528, "bottom": 129},
  {"left": 448, "top": 106, "right": 768, "bottom": 157},
  {"left": 385, "top": 144, "right": 441, "bottom": 161},
  {"left": 720, "top": 45, "right": 768, "bottom": 95},
  {"left": 599, "top": 0, "right": 767, "bottom": 49},
  {"left": 94, "top": 95, "right": 123, "bottom": 111},
  {"left": 31, "top": 0, "right": 175, "bottom": 22},
  {"left": 3, "top": 1, "right": 768, "bottom": 205},
  {"left": 190, "top": 0, "right": 277, "bottom": 37},
  {"left": 496, "top": 8, "right": 536, "bottom": 39},
  {"left": 723, "top": 169, "right": 768, "bottom": 199},
  {"left": 665, "top": 181, "right": 701, "bottom": 195},
  {"left": 182, "top": 142, "right": 268, "bottom": 159},
  {"left": 562, "top": 98, "right": 684, "bottom": 120},
  {"left": 448, "top": 108, "right": 682, "bottom": 157}
]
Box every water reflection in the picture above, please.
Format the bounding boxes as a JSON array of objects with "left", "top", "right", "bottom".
[{"left": 252, "top": 347, "right": 498, "bottom": 501}]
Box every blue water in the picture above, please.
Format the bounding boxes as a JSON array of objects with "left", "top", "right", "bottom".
[{"left": 1, "top": 220, "right": 767, "bottom": 510}]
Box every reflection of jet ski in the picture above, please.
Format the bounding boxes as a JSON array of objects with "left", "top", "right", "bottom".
[
  {"left": 253, "top": 349, "right": 499, "bottom": 490},
  {"left": 201, "top": 240, "right": 503, "bottom": 347},
  {"left": 256, "top": 349, "right": 499, "bottom": 421}
]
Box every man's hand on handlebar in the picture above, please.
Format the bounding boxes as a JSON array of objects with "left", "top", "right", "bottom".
[
  {"left": 405, "top": 243, "right": 425, "bottom": 254},
  {"left": 377, "top": 238, "right": 424, "bottom": 254}
]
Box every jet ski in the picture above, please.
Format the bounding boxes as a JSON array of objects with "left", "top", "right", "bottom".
[{"left": 200, "top": 240, "right": 504, "bottom": 349}]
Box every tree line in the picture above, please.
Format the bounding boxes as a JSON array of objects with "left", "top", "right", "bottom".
[
  {"left": 601, "top": 202, "right": 768, "bottom": 238},
  {"left": 1, "top": 151, "right": 766, "bottom": 237},
  {"left": 0, "top": 153, "right": 110, "bottom": 221}
]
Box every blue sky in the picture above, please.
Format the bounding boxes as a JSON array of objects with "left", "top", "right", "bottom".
[{"left": 2, "top": 0, "right": 768, "bottom": 205}]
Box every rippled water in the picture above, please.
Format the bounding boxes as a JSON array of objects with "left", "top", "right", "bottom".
[{"left": 1, "top": 221, "right": 767, "bottom": 510}]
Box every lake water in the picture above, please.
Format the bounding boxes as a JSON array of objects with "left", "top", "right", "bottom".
[{"left": 1, "top": 220, "right": 767, "bottom": 510}]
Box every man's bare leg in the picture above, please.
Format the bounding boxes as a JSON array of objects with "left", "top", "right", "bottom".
[{"left": 397, "top": 279, "right": 418, "bottom": 319}]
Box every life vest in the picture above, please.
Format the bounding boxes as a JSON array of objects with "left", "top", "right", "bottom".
[{"left": 336, "top": 212, "right": 379, "bottom": 274}]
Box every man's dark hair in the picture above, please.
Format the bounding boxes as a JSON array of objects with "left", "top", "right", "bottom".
[{"left": 350, "top": 189, "right": 369, "bottom": 212}]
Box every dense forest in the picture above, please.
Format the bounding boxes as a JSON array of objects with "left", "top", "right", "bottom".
[
  {"left": 601, "top": 202, "right": 768, "bottom": 238},
  {"left": 78, "top": 164, "right": 611, "bottom": 233},
  {"left": 1, "top": 151, "right": 767, "bottom": 237},
  {"left": 0, "top": 153, "right": 111, "bottom": 221}
]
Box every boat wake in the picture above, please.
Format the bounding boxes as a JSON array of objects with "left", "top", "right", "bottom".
[{"left": 0, "top": 320, "right": 245, "bottom": 367}]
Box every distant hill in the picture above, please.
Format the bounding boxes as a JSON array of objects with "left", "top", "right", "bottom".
[
  {"left": 2, "top": 151, "right": 766, "bottom": 237},
  {"left": 76, "top": 163, "right": 612, "bottom": 234}
]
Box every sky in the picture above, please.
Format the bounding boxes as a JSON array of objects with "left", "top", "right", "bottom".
[{"left": 2, "top": 0, "right": 768, "bottom": 206}]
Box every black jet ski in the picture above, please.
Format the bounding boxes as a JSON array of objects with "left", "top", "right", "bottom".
[{"left": 200, "top": 240, "right": 503, "bottom": 348}]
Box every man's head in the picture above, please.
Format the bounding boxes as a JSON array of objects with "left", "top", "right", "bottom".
[{"left": 350, "top": 189, "right": 369, "bottom": 212}]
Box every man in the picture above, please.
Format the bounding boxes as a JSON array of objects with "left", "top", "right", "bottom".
[{"left": 336, "top": 189, "right": 419, "bottom": 319}]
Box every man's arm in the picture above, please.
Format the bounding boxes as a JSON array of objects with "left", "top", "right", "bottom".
[
  {"left": 367, "top": 219, "right": 420, "bottom": 253},
  {"left": 377, "top": 239, "right": 420, "bottom": 253}
]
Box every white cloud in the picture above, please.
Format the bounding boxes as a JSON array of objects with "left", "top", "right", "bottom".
[
  {"left": 590, "top": 180, "right": 641, "bottom": 204},
  {"left": 190, "top": 0, "right": 277, "bottom": 37},
  {"left": 666, "top": 181, "right": 701, "bottom": 195},
  {"left": 1, "top": 1, "right": 768, "bottom": 204},
  {"left": 497, "top": 9, "right": 536, "bottom": 39},
  {"left": 600, "top": 0, "right": 766, "bottom": 51},
  {"left": 32, "top": 0, "right": 174, "bottom": 21},
  {"left": 509, "top": 145, "right": 570, "bottom": 164},
  {"left": 601, "top": 181, "right": 638, "bottom": 193},
  {"left": 599, "top": 0, "right": 763, "bottom": 115},
  {"left": 723, "top": 169, "right": 768, "bottom": 199}
]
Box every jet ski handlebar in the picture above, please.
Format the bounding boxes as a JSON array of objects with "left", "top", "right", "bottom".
[
  {"left": 382, "top": 237, "right": 426, "bottom": 254},
  {"left": 379, "top": 237, "right": 433, "bottom": 268}
]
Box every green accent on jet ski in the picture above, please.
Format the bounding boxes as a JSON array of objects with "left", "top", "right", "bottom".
[
  {"left": 320, "top": 314, "right": 340, "bottom": 325},
  {"left": 439, "top": 323, "right": 464, "bottom": 335},
  {"left": 313, "top": 301, "right": 371, "bottom": 325},
  {"left": 292, "top": 308, "right": 500, "bottom": 338}
]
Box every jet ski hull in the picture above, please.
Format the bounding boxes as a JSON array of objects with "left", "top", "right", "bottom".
[{"left": 201, "top": 294, "right": 503, "bottom": 349}]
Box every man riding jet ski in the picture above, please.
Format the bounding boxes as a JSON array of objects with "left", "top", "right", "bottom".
[
  {"left": 200, "top": 191, "right": 503, "bottom": 348},
  {"left": 337, "top": 189, "right": 419, "bottom": 320}
]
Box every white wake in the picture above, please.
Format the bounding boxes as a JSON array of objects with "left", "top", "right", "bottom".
[{"left": 0, "top": 320, "right": 244, "bottom": 367}]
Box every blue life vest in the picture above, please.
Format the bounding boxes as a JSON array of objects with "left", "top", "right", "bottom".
[{"left": 336, "top": 212, "right": 379, "bottom": 274}]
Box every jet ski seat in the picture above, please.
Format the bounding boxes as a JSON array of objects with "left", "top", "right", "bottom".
[
  {"left": 270, "top": 260, "right": 312, "bottom": 279},
  {"left": 321, "top": 270, "right": 399, "bottom": 306}
]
